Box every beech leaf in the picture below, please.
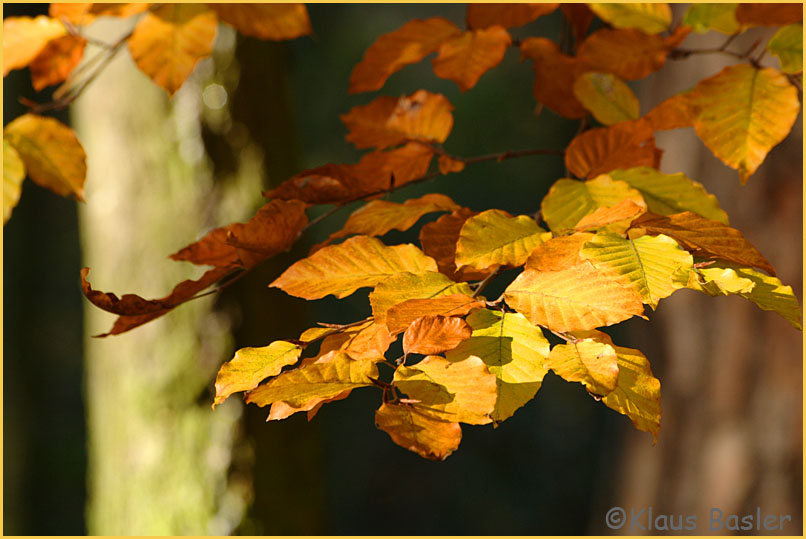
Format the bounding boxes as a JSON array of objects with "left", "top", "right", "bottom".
[
  {"left": 767, "top": 24, "right": 803, "bottom": 75},
  {"left": 577, "top": 27, "right": 687, "bottom": 81},
  {"left": 466, "top": 3, "right": 559, "bottom": 29},
  {"left": 432, "top": 27, "right": 511, "bottom": 92},
  {"left": 419, "top": 208, "right": 493, "bottom": 281},
  {"left": 564, "top": 119, "right": 660, "bottom": 180},
  {"left": 386, "top": 294, "right": 486, "bottom": 335},
  {"left": 402, "top": 315, "right": 473, "bottom": 355},
  {"left": 370, "top": 271, "right": 473, "bottom": 324},
  {"left": 29, "top": 34, "right": 86, "bottom": 91},
  {"left": 573, "top": 71, "right": 640, "bottom": 126},
  {"left": 214, "top": 341, "right": 302, "bottom": 407},
  {"left": 547, "top": 334, "right": 619, "bottom": 397},
  {"left": 455, "top": 209, "right": 546, "bottom": 270},
  {"left": 318, "top": 320, "right": 395, "bottom": 362},
  {"left": 209, "top": 3, "right": 311, "bottom": 40},
  {"left": 735, "top": 3, "right": 803, "bottom": 26},
  {"left": 2, "top": 15, "right": 66, "bottom": 76},
  {"left": 3, "top": 139, "right": 25, "bottom": 224},
  {"left": 541, "top": 176, "right": 646, "bottom": 233},
  {"left": 375, "top": 403, "right": 462, "bottom": 461},
  {"left": 520, "top": 37, "right": 588, "bottom": 118},
  {"left": 683, "top": 3, "right": 740, "bottom": 34},
  {"left": 574, "top": 199, "right": 645, "bottom": 233},
  {"left": 588, "top": 3, "right": 672, "bottom": 35},
  {"left": 525, "top": 233, "right": 594, "bottom": 272},
  {"left": 602, "top": 345, "right": 662, "bottom": 443}
]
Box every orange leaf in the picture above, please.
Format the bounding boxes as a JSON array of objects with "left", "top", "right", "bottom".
[
  {"left": 432, "top": 27, "right": 511, "bottom": 92},
  {"left": 525, "top": 233, "right": 594, "bottom": 272},
  {"left": 49, "top": 4, "right": 95, "bottom": 25},
  {"left": 209, "top": 3, "right": 311, "bottom": 40},
  {"left": 565, "top": 119, "right": 659, "bottom": 179},
  {"left": 402, "top": 315, "right": 473, "bottom": 355},
  {"left": 375, "top": 403, "right": 462, "bottom": 461},
  {"left": 319, "top": 321, "right": 395, "bottom": 362},
  {"left": 341, "top": 90, "right": 454, "bottom": 150},
  {"left": 632, "top": 212, "right": 776, "bottom": 275},
  {"left": 29, "top": 34, "right": 86, "bottom": 91},
  {"left": 644, "top": 93, "right": 693, "bottom": 131},
  {"left": 577, "top": 27, "right": 683, "bottom": 81},
  {"left": 2, "top": 16, "right": 66, "bottom": 76},
  {"left": 735, "top": 3, "right": 802, "bottom": 26},
  {"left": 386, "top": 294, "right": 487, "bottom": 335},
  {"left": 349, "top": 17, "right": 462, "bottom": 93},
  {"left": 574, "top": 199, "right": 645, "bottom": 231},
  {"left": 419, "top": 208, "right": 493, "bottom": 281},
  {"left": 90, "top": 4, "right": 150, "bottom": 18},
  {"left": 438, "top": 155, "right": 466, "bottom": 174},
  {"left": 467, "top": 3, "right": 559, "bottom": 29},
  {"left": 127, "top": 4, "right": 217, "bottom": 95},
  {"left": 520, "top": 37, "right": 588, "bottom": 118},
  {"left": 561, "top": 3, "right": 595, "bottom": 43}
]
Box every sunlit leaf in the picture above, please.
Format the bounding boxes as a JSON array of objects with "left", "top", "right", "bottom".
[
  {"left": 209, "top": 3, "right": 311, "bottom": 40},
  {"left": 686, "top": 64, "right": 800, "bottom": 183},
  {"left": 375, "top": 402, "right": 462, "bottom": 461},
  {"left": 2, "top": 15, "right": 66, "bottom": 76},
  {"left": 29, "top": 34, "right": 86, "bottom": 91},
  {"left": 432, "top": 27, "right": 511, "bottom": 92},
  {"left": 455, "top": 209, "right": 546, "bottom": 270},
  {"left": 127, "top": 4, "right": 218, "bottom": 95},
  {"left": 602, "top": 344, "right": 661, "bottom": 442},
  {"left": 588, "top": 3, "right": 672, "bottom": 34},
  {"left": 573, "top": 71, "right": 640, "bottom": 125},
  {"left": 271, "top": 235, "right": 437, "bottom": 300},
  {"left": 419, "top": 208, "right": 492, "bottom": 281},
  {"left": 402, "top": 315, "right": 473, "bottom": 355},
  {"left": 683, "top": 3, "right": 740, "bottom": 34},
  {"left": 386, "top": 294, "right": 486, "bottom": 335},
  {"left": 574, "top": 199, "right": 645, "bottom": 233},
  {"left": 643, "top": 93, "right": 694, "bottom": 131},
  {"left": 767, "top": 24, "right": 803, "bottom": 74},
  {"left": 445, "top": 309, "right": 550, "bottom": 423},
  {"left": 3, "top": 139, "right": 25, "bottom": 224},
  {"left": 341, "top": 90, "right": 454, "bottom": 150},
  {"left": 3, "top": 113, "right": 87, "bottom": 200},
  {"left": 520, "top": 37, "right": 588, "bottom": 118},
  {"left": 213, "top": 340, "right": 301, "bottom": 407},
  {"left": 564, "top": 119, "right": 660, "bottom": 179},
  {"left": 735, "top": 3, "right": 803, "bottom": 26},
  {"left": 467, "top": 3, "right": 559, "bottom": 29},
  {"left": 349, "top": 17, "right": 462, "bottom": 93},
  {"left": 541, "top": 176, "right": 646, "bottom": 233},
  {"left": 525, "top": 233, "right": 594, "bottom": 271},
  {"left": 438, "top": 155, "right": 466, "bottom": 174},
  {"left": 547, "top": 333, "right": 619, "bottom": 396},
  {"left": 370, "top": 271, "right": 473, "bottom": 323},
  {"left": 318, "top": 320, "right": 395, "bottom": 362},
  {"left": 577, "top": 27, "right": 688, "bottom": 80},
  {"left": 504, "top": 263, "right": 646, "bottom": 331}
]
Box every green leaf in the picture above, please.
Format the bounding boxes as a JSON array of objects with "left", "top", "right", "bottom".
[
  {"left": 541, "top": 176, "right": 646, "bottom": 233},
  {"left": 572, "top": 71, "right": 640, "bottom": 126},
  {"left": 214, "top": 341, "right": 302, "bottom": 406},
  {"left": 3, "top": 139, "right": 25, "bottom": 224},
  {"left": 444, "top": 309, "right": 550, "bottom": 423},
  {"left": 588, "top": 3, "right": 672, "bottom": 34},
  {"left": 683, "top": 3, "right": 740, "bottom": 34},
  {"left": 455, "top": 209, "right": 546, "bottom": 270},
  {"left": 767, "top": 24, "right": 803, "bottom": 74},
  {"left": 580, "top": 232, "right": 694, "bottom": 308}
]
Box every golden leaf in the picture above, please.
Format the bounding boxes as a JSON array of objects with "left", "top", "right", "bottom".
[
  {"left": 683, "top": 3, "right": 740, "bottom": 34},
  {"left": 588, "top": 3, "right": 672, "bottom": 34},
  {"left": 2, "top": 16, "right": 66, "bottom": 76},
  {"left": 3, "top": 139, "right": 25, "bottom": 224},
  {"left": 602, "top": 345, "right": 662, "bottom": 442},
  {"left": 419, "top": 208, "right": 492, "bottom": 281},
  {"left": 644, "top": 93, "right": 694, "bottom": 131},
  {"left": 541, "top": 176, "right": 646, "bottom": 233},
  {"left": 375, "top": 403, "right": 462, "bottom": 461},
  {"left": 386, "top": 294, "right": 486, "bottom": 335},
  {"left": 402, "top": 315, "right": 473, "bottom": 355},
  {"left": 564, "top": 119, "right": 659, "bottom": 179},
  {"left": 214, "top": 341, "right": 302, "bottom": 407},
  {"left": 547, "top": 333, "right": 619, "bottom": 396},
  {"left": 432, "top": 27, "right": 511, "bottom": 92},
  {"left": 574, "top": 199, "right": 645, "bottom": 232},
  {"left": 525, "top": 233, "right": 594, "bottom": 272},
  {"left": 455, "top": 209, "right": 546, "bottom": 270},
  {"left": 370, "top": 271, "right": 473, "bottom": 323},
  {"left": 209, "top": 3, "right": 311, "bottom": 40},
  {"left": 572, "top": 71, "right": 640, "bottom": 126}
]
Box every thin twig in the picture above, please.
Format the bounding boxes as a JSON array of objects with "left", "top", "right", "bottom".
[{"left": 472, "top": 267, "right": 501, "bottom": 298}]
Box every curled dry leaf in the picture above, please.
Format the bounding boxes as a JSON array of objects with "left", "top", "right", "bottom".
[
  {"left": 432, "top": 27, "right": 511, "bottom": 92},
  {"left": 375, "top": 403, "right": 462, "bottom": 461},
  {"left": 466, "top": 3, "right": 558, "bottom": 29},
  {"left": 402, "top": 315, "right": 473, "bottom": 355},
  {"left": 209, "top": 3, "right": 311, "bottom": 40}
]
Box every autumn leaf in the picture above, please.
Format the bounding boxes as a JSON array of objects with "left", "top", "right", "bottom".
[
  {"left": 574, "top": 199, "right": 645, "bottom": 233},
  {"left": 520, "top": 37, "right": 588, "bottom": 118},
  {"left": 525, "top": 233, "right": 594, "bottom": 271},
  {"left": 402, "top": 315, "right": 473, "bottom": 355},
  {"left": 394, "top": 355, "right": 496, "bottom": 425},
  {"left": 375, "top": 403, "right": 462, "bottom": 461},
  {"left": 466, "top": 3, "right": 559, "bottom": 29},
  {"left": 48, "top": 4, "right": 96, "bottom": 26},
  {"left": 318, "top": 321, "right": 395, "bottom": 362},
  {"left": 89, "top": 4, "right": 151, "bottom": 18},
  {"left": 547, "top": 333, "right": 619, "bottom": 396},
  {"left": 561, "top": 3, "right": 595, "bottom": 43},
  {"left": 432, "top": 27, "right": 511, "bottom": 92},
  {"left": 683, "top": 3, "right": 741, "bottom": 34},
  {"left": 386, "top": 294, "right": 486, "bottom": 335},
  {"left": 444, "top": 309, "right": 550, "bottom": 423},
  {"left": 588, "top": 3, "right": 672, "bottom": 35},
  {"left": 2, "top": 15, "right": 66, "bottom": 76},
  {"left": 209, "top": 3, "right": 311, "bottom": 40},
  {"left": 643, "top": 93, "right": 694, "bottom": 131},
  {"left": 271, "top": 236, "right": 437, "bottom": 300},
  {"left": 541, "top": 176, "right": 646, "bottom": 233},
  {"left": 735, "top": 3, "right": 803, "bottom": 26},
  {"left": 686, "top": 64, "right": 800, "bottom": 183},
  {"left": 455, "top": 209, "right": 546, "bottom": 270},
  {"left": 127, "top": 4, "right": 218, "bottom": 95},
  {"left": 632, "top": 212, "right": 775, "bottom": 275},
  {"left": 214, "top": 341, "right": 302, "bottom": 407},
  {"left": 577, "top": 27, "right": 687, "bottom": 80},
  {"left": 438, "top": 155, "right": 466, "bottom": 174},
  {"left": 580, "top": 233, "right": 694, "bottom": 308},
  {"left": 504, "top": 262, "right": 646, "bottom": 331},
  {"left": 602, "top": 345, "right": 661, "bottom": 442},
  {"left": 573, "top": 71, "right": 640, "bottom": 126},
  {"left": 341, "top": 90, "right": 454, "bottom": 150},
  {"left": 419, "top": 208, "right": 492, "bottom": 281},
  {"left": 370, "top": 271, "right": 473, "bottom": 323},
  {"left": 3, "top": 113, "right": 87, "bottom": 200},
  {"left": 29, "top": 34, "right": 86, "bottom": 91},
  {"left": 767, "top": 24, "right": 803, "bottom": 74},
  {"left": 3, "top": 140, "right": 25, "bottom": 224},
  {"left": 349, "top": 17, "right": 462, "bottom": 93},
  {"left": 564, "top": 119, "right": 659, "bottom": 179},
  {"left": 246, "top": 352, "right": 379, "bottom": 409}
]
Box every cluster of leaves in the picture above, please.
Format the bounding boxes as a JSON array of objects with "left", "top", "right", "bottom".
[{"left": 5, "top": 3, "right": 803, "bottom": 460}]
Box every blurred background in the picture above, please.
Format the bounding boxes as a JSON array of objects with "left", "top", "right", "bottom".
[{"left": 3, "top": 3, "right": 802, "bottom": 535}]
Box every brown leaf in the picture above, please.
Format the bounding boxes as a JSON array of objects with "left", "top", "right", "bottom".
[
  {"left": 319, "top": 321, "right": 395, "bottom": 362},
  {"left": 432, "top": 27, "right": 511, "bottom": 92},
  {"left": 561, "top": 4, "right": 595, "bottom": 43},
  {"left": 341, "top": 90, "right": 454, "bottom": 150},
  {"left": 419, "top": 208, "right": 494, "bottom": 281},
  {"left": 565, "top": 119, "right": 659, "bottom": 179},
  {"left": 577, "top": 27, "right": 687, "bottom": 80},
  {"left": 644, "top": 93, "right": 694, "bottom": 131},
  {"left": 438, "top": 155, "right": 466, "bottom": 174},
  {"left": 349, "top": 17, "right": 462, "bottom": 93},
  {"left": 525, "top": 233, "right": 594, "bottom": 271},
  {"left": 520, "top": 37, "right": 588, "bottom": 118},
  {"left": 735, "top": 3, "right": 802, "bottom": 26},
  {"left": 29, "top": 34, "right": 86, "bottom": 91},
  {"left": 574, "top": 199, "right": 645, "bottom": 231},
  {"left": 209, "top": 3, "right": 311, "bottom": 40},
  {"left": 402, "top": 315, "right": 473, "bottom": 355},
  {"left": 632, "top": 211, "right": 776, "bottom": 275},
  {"left": 467, "top": 3, "right": 559, "bottom": 29},
  {"left": 386, "top": 294, "right": 487, "bottom": 335},
  {"left": 375, "top": 403, "right": 462, "bottom": 461}
]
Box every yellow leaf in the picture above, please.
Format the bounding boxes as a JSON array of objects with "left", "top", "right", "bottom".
[
  {"left": 602, "top": 345, "right": 661, "bottom": 442},
  {"left": 432, "top": 27, "right": 511, "bottom": 92},
  {"left": 564, "top": 119, "right": 660, "bottom": 179},
  {"left": 573, "top": 71, "right": 640, "bottom": 126},
  {"left": 574, "top": 199, "right": 645, "bottom": 233},
  {"left": 466, "top": 3, "right": 559, "bottom": 29},
  {"left": 455, "top": 209, "right": 546, "bottom": 270},
  {"left": 580, "top": 233, "right": 693, "bottom": 308},
  {"left": 213, "top": 341, "right": 301, "bottom": 407},
  {"left": 394, "top": 355, "right": 496, "bottom": 425},
  {"left": 3, "top": 139, "right": 25, "bottom": 224},
  {"left": 547, "top": 335, "right": 619, "bottom": 397},
  {"left": 209, "top": 3, "right": 311, "bottom": 40},
  {"left": 525, "top": 233, "right": 594, "bottom": 271},
  {"left": 340, "top": 90, "right": 454, "bottom": 150},
  {"left": 370, "top": 271, "right": 473, "bottom": 323},
  {"left": 767, "top": 24, "right": 802, "bottom": 74},
  {"left": 319, "top": 321, "right": 395, "bottom": 362},
  {"left": 673, "top": 265, "right": 755, "bottom": 297},
  {"left": 3, "top": 114, "right": 87, "bottom": 200},
  {"left": 419, "top": 208, "right": 492, "bottom": 281},
  {"left": 127, "top": 4, "right": 218, "bottom": 96},
  {"left": 604, "top": 167, "right": 728, "bottom": 224},
  {"left": 588, "top": 3, "right": 672, "bottom": 34},
  {"left": 541, "top": 176, "right": 646, "bottom": 233},
  {"left": 349, "top": 17, "right": 462, "bottom": 93},
  {"left": 2, "top": 16, "right": 66, "bottom": 76},
  {"left": 445, "top": 309, "right": 550, "bottom": 423},
  {"left": 402, "top": 315, "right": 473, "bottom": 355},
  {"left": 686, "top": 64, "right": 800, "bottom": 183},
  {"left": 246, "top": 352, "right": 378, "bottom": 409},
  {"left": 644, "top": 93, "right": 694, "bottom": 131},
  {"left": 271, "top": 236, "right": 438, "bottom": 300},
  {"left": 504, "top": 263, "right": 646, "bottom": 331},
  {"left": 386, "top": 294, "right": 486, "bottom": 335},
  {"left": 683, "top": 3, "right": 740, "bottom": 34},
  {"left": 375, "top": 403, "right": 461, "bottom": 461}
]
